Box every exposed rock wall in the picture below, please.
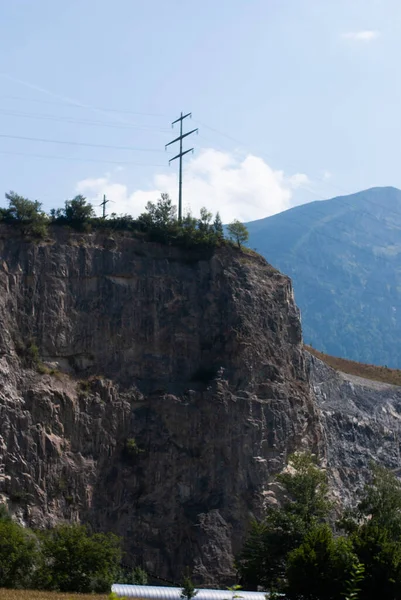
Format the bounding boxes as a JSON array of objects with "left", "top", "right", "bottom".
[
  {"left": 0, "top": 227, "right": 321, "bottom": 585},
  {"left": 309, "top": 353, "right": 401, "bottom": 505}
]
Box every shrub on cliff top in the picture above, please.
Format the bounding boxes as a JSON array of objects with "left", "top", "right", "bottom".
[
  {"left": 1, "top": 191, "right": 48, "bottom": 238},
  {"left": 227, "top": 219, "right": 249, "bottom": 249}
]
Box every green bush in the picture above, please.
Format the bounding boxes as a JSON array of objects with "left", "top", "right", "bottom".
[
  {"left": 285, "top": 524, "right": 358, "bottom": 600},
  {"left": 351, "top": 523, "right": 401, "bottom": 600},
  {"left": 3, "top": 191, "right": 49, "bottom": 238},
  {"left": 340, "top": 465, "right": 401, "bottom": 600},
  {"left": 0, "top": 519, "right": 38, "bottom": 588},
  {"left": 116, "top": 565, "right": 148, "bottom": 585},
  {"left": 124, "top": 437, "right": 143, "bottom": 459},
  {"left": 33, "top": 523, "right": 122, "bottom": 593}
]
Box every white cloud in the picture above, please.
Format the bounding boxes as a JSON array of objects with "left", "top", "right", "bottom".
[
  {"left": 323, "top": 170, "right": 332, "bottom": 181},
  {"left": 76, "top": 148, "right": 310, "bottom": 223},
  {"left": 341, "top": 30, "right": 380, "bottom": 42}
]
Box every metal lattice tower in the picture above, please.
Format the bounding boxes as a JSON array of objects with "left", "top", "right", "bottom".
[{"left": 165, "top": 112, "right": 198, "bottom": 221}]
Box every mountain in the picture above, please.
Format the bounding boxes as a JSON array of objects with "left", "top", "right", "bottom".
[{"left": 247, "top": 186, "right": 401, "bottom": 368}]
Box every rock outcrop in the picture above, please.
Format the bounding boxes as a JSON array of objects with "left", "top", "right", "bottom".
[
  {"left": 309, "top": 353, "right": 401, "bottom": 505},
  {"left": 0, "top": 226, "right": 321, "bottom": 585}
]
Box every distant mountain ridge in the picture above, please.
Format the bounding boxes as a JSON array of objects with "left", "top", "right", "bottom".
[{"left": 247, "top": 186, "right": 401, "bottom": 368}]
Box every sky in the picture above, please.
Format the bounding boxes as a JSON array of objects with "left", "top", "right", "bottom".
[{"left": 0, "top": 0, "right": 400, "bottom": 222}]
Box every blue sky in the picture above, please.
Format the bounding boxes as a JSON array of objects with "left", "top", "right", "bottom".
[{"left": 0, "top": 0, "right": 399, "bottom": 221}]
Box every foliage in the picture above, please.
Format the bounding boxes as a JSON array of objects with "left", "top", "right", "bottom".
[
  {"left": 5, "top": 192, "right": 43, "bottom": 222},
  {"left": 51, "top": 195, "right": 95, "bottom": 230},
  {"left": 237, "top": 511, "right": 308, "bottom": 590},
  {"left": 227, "top": 220, "right": 249, "bottom": 248},
  {"left": 277, "top": 452, "right": 332, "bottom": 523},
  {"left": 226, "top": 585, "right": 243, "bottom": 600},
  {"left": 337, "top": 465, "right": 401, "bottom": 599},
  {"left": 180, "top": 575, "right": 198, "bottom": 600},
  {"left": 343, "top": 561, "right": 365, "bottom": 600},
  {"left": 213, "top": 212, "right": 224, "bottom": 237},
  {"left": 2, "top": 191, "right": 48, "bottom": 237},
  {"left": 1, "top": 190, "right": 227, "bottom": 250},
  {"left": 0, "top": 519, "right": 37, "bottom": 588},
  {"left": 33, "top": 524, "right": 121, "bottom": 593},
  {"left": 355, "top": 464, "right": 401, "bottom": 535},
  {"left": 237, "top": 459, "right": 401, "bottom": 598},
  {"left": 237, "top": 453, "right": 331, "bottom": 591},
  {"left": 0, "top": 504, "right": 11, "bottom": 522},
  {"left": 285, "top": 524, "right": 358, "bottom": 600},
  {"left": 138, "top": 193, "right": 177, "bottom": 233},
  {"left": 63, "top": 195, "right": 96, "bottom": 223},
  {"left": 124, "top": 437, "right": 143, "bottom": 458},
  {"left": 116, "top": 565, "right": 148, "bottom": 585},
  {"left": 351, "top": 523, "right": 401, "bottom": 600}
]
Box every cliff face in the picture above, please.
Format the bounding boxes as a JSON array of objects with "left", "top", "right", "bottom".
[
  {"left": 309, "top": 354, "right": 401, "bottom": 505},
  {"left": 0, "top": 227, "right": 321, "bottom": 585}
]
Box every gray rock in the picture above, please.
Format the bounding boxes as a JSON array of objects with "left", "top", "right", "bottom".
[{"left": 0, "top": 226, "right": 320, "bottom": 585}]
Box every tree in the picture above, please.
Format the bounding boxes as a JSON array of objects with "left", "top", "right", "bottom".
[
  {"left": 342, "top": 465, "right": 401, "bottom": 600},
  {"left": 213, "top": 212, "right": 224, "bottom": 238},
  {"left": 351, "top": 523, "right": 401, "bottom": 600},
  {"left": 285, "top": 525, "right": 359, "bottom": 600},
  {"left": 4, "top": 191, "right": 48, "bottom": 237},
  {"left": 181, "top": 575, "right": 198, "bottom": 600},
  {"left": 227, "top": 219, "right": 249, "bottom": 248},
  {"left": 277, "top": 452, "right": 332, "bottom": 524},
  {"left": 64, "top": 195, "right": 95, "bottom": 223},
  {"left": 5, "top": 191, "right": 44, "bottom": 222},
  {"left": 237, "top": 453, "right": 332, "bottom": 591},
  {"left": 198, "top": 207, "right": 213, "bottom": 234},
  {"left": 356, "top": 464, "right": 401, "bottom": 536},
  {"left": 0, "top": 519, "right": 37, "bottom": 588},
  {"left": 139, "top": 193, "right": 177, "bottom": 229},
  {"left": 34, "top": 523, "right": 121, "bottom": 593}
]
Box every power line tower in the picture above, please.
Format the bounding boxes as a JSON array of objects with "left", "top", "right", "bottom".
[
  {"left": 165, "top": 112, "right": 198, "bottom": 221},
  {"left": 99, "top": 194, "right": 110, "bottom": 218}
]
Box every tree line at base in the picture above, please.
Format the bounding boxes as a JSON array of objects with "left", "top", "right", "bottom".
[
  {"left": 236, "top": 453, "right": 401, "bottom": 600},
  {"left": 0, "top": 513, "right": 147, "bottom": 593}
]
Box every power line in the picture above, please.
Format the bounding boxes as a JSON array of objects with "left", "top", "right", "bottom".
[
  {"left": 166, "top": 112, "right": 198, "bottom": 221},
  {"left": 0, "top": 132, "right": 167, "bottom": 153},
  {"left": 0, "top": 94, "right": 170, "bottom": 117},
  {"left": 0, "top": 148, "right": 168, "bottom": 166},
  {"left": 0, "top": 108, "right": 172, "bottom": 132}
]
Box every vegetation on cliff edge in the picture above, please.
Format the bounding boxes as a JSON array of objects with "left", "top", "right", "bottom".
[{"left": 0, "top": 191, "right": 249, "bottom": 252}]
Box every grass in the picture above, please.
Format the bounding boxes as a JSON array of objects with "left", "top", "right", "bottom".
[
  {"left": 0, "top": 590, "right": 107, "bottom": 600},
  {"left": 306, "top": 345, "right": 401, "bottom": 387}
]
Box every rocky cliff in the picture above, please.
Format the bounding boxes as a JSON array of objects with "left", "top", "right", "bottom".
[
  {"left": 309, "top": 353, "right": 401, "bottom": 505},
  {"left": 0, "top": 226, "right": 321, "bottom": 585}
]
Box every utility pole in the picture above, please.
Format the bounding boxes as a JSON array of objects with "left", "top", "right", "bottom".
[
  {"left": 165, "top": 112, "right": 198, "bottom": 221},
  {"left": 99, "top": 194, "right": 109, "bottom": 219}
]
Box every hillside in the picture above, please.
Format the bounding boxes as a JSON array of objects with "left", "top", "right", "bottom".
[
  {"left": 247, "top": 187, "right": 401, "bottom": 368},
  {"left": 306, "top": 345, "right": 401, "bottom": 386}
]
